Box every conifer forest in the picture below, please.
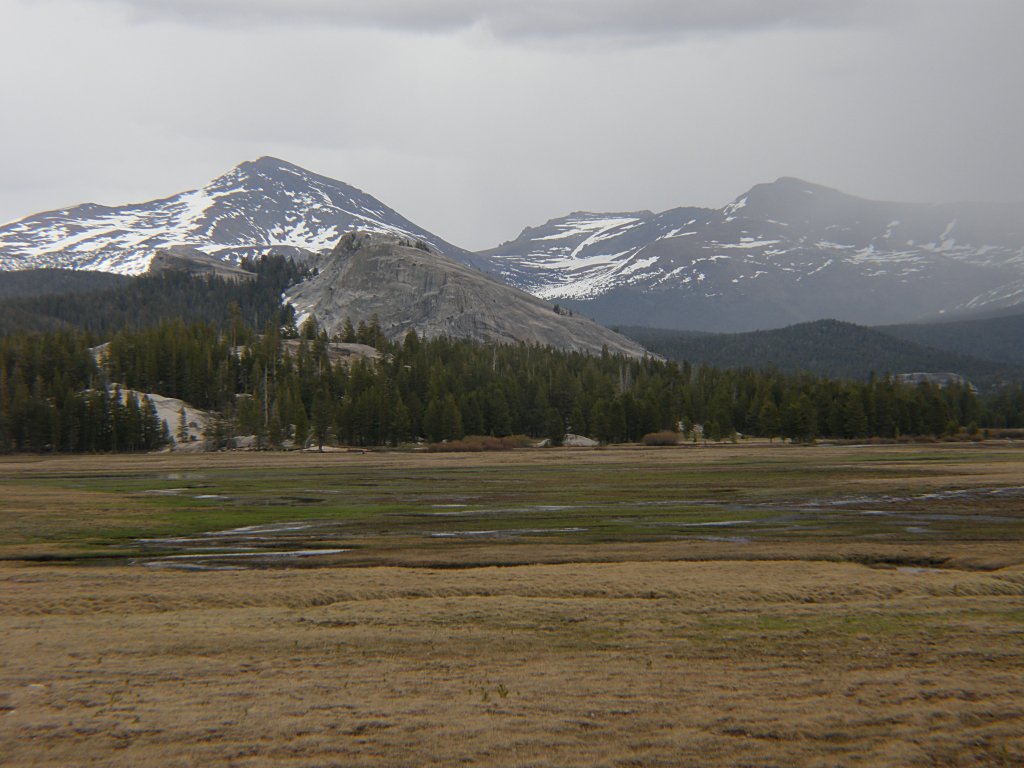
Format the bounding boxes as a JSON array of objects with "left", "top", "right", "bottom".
[{"left": 0, "top": 259, "right": 1022, "bottom": 453}]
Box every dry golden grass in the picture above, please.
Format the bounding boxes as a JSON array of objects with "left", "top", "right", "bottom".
[
  {"left": 2, "top": 560, "right": 1023, "bottom": 767},
  {"left": 2, "top": 443, "right": 1024, "bottom": 766}
]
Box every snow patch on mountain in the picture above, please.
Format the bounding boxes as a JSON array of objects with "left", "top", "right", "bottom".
[
  {"left": 0, "top": 157, "right": 467, "bottom": 275},
  {"left": 478, "top": 178, "right": 1024, "bottom": 330}
]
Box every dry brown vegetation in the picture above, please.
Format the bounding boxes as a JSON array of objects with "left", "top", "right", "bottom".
[
  {"left": 1, "top": 444, "right": 1023, "bottom": 766},
  {"left": 426, "top": 434, "right": 535, "bottom": 452}
]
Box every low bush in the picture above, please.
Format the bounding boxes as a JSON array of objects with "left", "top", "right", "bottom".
[
  {"left": 642, "top": 431, "right": 681, "bottom": 446},
  {"left": 426, "top": 435, "right": 534, "bottom": 452},
  {"left": 986, "top": 428, "right": 1024, "bottom": 440}
]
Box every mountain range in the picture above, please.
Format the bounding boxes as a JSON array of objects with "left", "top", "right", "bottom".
[
  {"left": 485, "top": 177, "right": 1024, "bottom": 331},
  {"left": 1, "top": 157, "right": 1023, "bottom": 336}
]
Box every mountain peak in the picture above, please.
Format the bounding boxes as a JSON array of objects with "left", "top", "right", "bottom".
[
  {"left": 771, "top": 176, "right": 830, "bottom": 190},
  {"left": 746, "top": 176, "right": 842, "bottom": 201},
  {"left": 0, "top": 157, "right": 468, "bottom": 274},
  {"left": 721, "top": 176, "right": 862, "bottom": 223},
  {"left": 242, "top": 155, "right": 304, "bottom": 172},
  {"left": 227, "top": 156, "right": 313, "bottom": 181}
]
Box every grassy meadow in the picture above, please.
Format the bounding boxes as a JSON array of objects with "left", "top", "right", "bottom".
[{"left": 1, "top": 443, "right": 1023, "bottom": 766}]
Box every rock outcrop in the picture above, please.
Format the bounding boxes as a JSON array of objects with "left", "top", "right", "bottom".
[
  {"left": 285, "top": 232, "right": 649, "bottom": 358},
  {"left": 148, "top": 245, "right": 256, "bottom": 281}
]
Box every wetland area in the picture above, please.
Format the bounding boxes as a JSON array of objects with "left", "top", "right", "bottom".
[{"left": 1, "top": 443, "right": 1023, "bottom": 766}]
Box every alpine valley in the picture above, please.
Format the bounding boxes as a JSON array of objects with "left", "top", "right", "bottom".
[{"left": 1, "top": 159, "right": 1023, "bottom": 453}]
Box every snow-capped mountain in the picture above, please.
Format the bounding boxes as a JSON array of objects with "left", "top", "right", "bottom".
[
  {"left": 480, "top": 178, "right": 1024, "bottom": 331},
  {"left": 0, "top": 157, "right": 468, "bottom": 274},
  {"left": 4, "top": 161, "right": 1022, "bottom": 334}
]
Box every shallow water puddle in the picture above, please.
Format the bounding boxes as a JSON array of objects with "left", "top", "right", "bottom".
[
  {"left": 136, "top": 520, "right": 349, "bottom": 568},
  {"left": 142, "top": 548, "right": 350, "bottom": 570},
  {"left": 156, "top": 548, "right": 349, "bottom": 561},
  {"left": 128, "top": 484, "right": 1024, "bottom": 568},
  {"left": 430, "top": 527, "right": 588, "bottom": 539}
]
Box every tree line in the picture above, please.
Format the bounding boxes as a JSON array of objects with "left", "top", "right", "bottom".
[
  {"left": 3, "top": 312, "right": 1022, "bottom": 454},
  {"left": 0, "top": 330, "right": 167, "bottom": 452},
  {"left": 0, "top": 256, "right": 309, "bottom": 337}
]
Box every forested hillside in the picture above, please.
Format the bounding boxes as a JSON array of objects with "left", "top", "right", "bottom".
[
  {"left": 3, "top": 314, "right": 1021, "bottom": 454},
  {"left": 0, "top": 269, "right": 132, "bottom": 298},
  {"left": 880, "top": 312, "right": 1024, "bottom": 367},
  {"left": 2, "top": 262, "right": 1022, "bottom": 454},
  {"left": 620, "top": 320, "right": 1023, "bottom": 388},
  {"left": 0, "top": 257, "right": 308, "bottom": 336}
]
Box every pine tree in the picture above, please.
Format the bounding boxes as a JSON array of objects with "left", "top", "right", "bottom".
[
  {"left": 389, "top": 394, "right": 411, "bottom": 447},
  {"left": 267, "top": 402, "right": 283, "bottom": 448},
  {"left": 293, "top": 400, "right": 310, "bottom": 448},
  {"left": 544, "top": 407, "right": 565, "bottom": 446},
  {"left": 311, "top": 389, "right": 332, "bottom": 451},
  {"left": 176, "top": 405, "right": 189, "bottom": 446},
  {"left": 340, "top": 318, "right": 357, "bottom": 343},
  {"left": 757, "top": 399, "right": 781, "bottom": 442},
  {"left": 842, "top": 391, "right": 869, "bottom": 438},
  {"left": 441, "top": 394, "right": 465, "bottom": 441},
  {"left": 422, "top": 398, "right": 443, "bottom": 443},
  {"left": 123, "top": 391, "right": 142, "bottom": 452}
]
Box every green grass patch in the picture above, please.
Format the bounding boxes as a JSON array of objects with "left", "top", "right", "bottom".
[{"left": 3, "top": 445, "right": 1023, "bottom": 562}]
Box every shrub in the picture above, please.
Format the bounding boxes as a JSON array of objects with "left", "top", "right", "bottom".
[
  {"left": 642, "top": 431, "right": 681, "bottom": 446},
  {"left": 426, "top": 434, "right": 533, "bottom": 453}
]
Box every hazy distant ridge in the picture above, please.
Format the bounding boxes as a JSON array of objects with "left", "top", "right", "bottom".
[
  {"left": 483, "top": 178, "right": 1024, "bottom": 331},
  {"left": 621, "top": 317, "right": 1024, "bottom": 387}
]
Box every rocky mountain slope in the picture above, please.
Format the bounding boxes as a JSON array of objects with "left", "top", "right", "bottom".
[
  {"left": 480, "top": 178, "right": 1024, "bottom": 331},
  {"left": 148, "top": 245, "right": 256, "bottom": 281},
  {"left": 285, "top": 232, "right": 648, "bottom": 358},
  {"left": 0, "top": 157, "right": 469, "bottom": 274}
]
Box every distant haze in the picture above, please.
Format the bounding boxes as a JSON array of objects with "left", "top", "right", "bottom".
[{"left": 1, "top": 0, "right": 1022, "bottom": 250}]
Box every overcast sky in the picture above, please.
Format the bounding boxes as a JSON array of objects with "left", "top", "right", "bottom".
[{"left": 1, "top": 0, "right": 1022, "bottom": 249}]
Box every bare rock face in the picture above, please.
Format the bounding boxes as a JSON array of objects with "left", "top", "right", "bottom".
[
  {"left": 148, "top": 245, "right": 256, "bottom": 281},
  {"left": 285, "top": 232, "right": 649, "bottom": 358}
]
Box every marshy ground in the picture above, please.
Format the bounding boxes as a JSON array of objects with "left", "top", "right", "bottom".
[{"left": 1, "top": 443, "right": 1022, "bottom": 766}]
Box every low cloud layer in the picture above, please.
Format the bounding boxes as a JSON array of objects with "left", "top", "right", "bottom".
[
  {"left": 2, "top": 0, "right": 1021, "bottom": 249},
  {"left": 95, "top": 0, "right": 883, "bottom": 41}
]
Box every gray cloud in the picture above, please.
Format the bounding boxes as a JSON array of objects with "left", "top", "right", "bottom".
[
  {"left": 2, "top": 0, "right": 1022, "bottom": 250},
  {"left": 92, "top": 0, "right": 886, "bottom": 41}
]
